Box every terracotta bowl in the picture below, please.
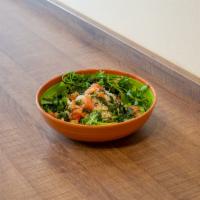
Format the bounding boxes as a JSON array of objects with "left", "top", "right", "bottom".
[{"left": 36, "top": 69, "right": 157, "bottom": 142}]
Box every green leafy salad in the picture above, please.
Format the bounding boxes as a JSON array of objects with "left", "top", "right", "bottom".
[{"left": 40, "top": 71, "right": 154, "bottom": 125}]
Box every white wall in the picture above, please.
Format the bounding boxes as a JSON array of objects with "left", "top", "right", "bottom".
[{"left": 56, "top": 0, "right": 200, "bottom": 77}]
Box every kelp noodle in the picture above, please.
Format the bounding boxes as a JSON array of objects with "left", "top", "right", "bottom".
[{"left": 40, "top": 71, "right": 154, "bottom": 125}]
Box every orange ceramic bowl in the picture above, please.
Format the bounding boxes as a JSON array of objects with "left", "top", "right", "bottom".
[{"left": 36, "top": 69, "right": 156, "bottom": 142}]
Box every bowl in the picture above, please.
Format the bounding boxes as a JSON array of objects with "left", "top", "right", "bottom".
[{"left": 36, "top": 69, "right": 156, "bottom": 142}]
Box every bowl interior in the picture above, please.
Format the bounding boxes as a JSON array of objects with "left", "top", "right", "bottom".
[{"left": 36, "top": 69, "right": 156, "bottom": 127}]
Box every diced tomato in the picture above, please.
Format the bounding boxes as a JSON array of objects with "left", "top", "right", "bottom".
[
  {"left": 69, "top": 92, "right": 79, "bottom": 100},
  {"left": 71, "top": 107, "right": 85, "bottom": 121},
  {"left": 97, "top": 92, "right": 105, "bottom": 98},
  {"left": 82, "top": 95, "right": 94, "bottom": 111},
  {"left": 85, "top": 83, "right": 103, "bottom": 95}
]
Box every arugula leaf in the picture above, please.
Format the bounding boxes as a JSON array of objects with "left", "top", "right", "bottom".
[
  {"left": 140, "top": 85, "right": 148, "bottom": 92},
  {"left": 40, "top": 82, "right": 66, "bottom": 101},
  {"left": 81, "top": 111, "right": 102, "bottom": 125}
]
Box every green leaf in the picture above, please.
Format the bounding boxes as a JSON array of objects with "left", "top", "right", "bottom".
[
  {"left": 40, "top": 82, "right": 66, "bottom": 101},
  {"left": 120, "top": 93, "right": 129, "bottom": 105},
  {"left": 140, "top": 85, "right": 148, "bottom": 92},
  {"left": 81, "top": 111, "right": 102, "bottom": 125},
  {"left": 40, "top": 99, "right": 53, "bottom": 105}
]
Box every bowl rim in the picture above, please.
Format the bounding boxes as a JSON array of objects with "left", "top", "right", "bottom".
[{"left": 36, "top": 68, "right": 157, "bottom": 128}]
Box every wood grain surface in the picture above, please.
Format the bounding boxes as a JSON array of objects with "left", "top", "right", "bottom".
[{"left": 0, "top": 1, "right": 200, "bottom": 200}]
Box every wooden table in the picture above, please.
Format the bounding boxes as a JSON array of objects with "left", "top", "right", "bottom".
[{"left": 0, "top": 1, "right": 200, "bottom": 200}]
